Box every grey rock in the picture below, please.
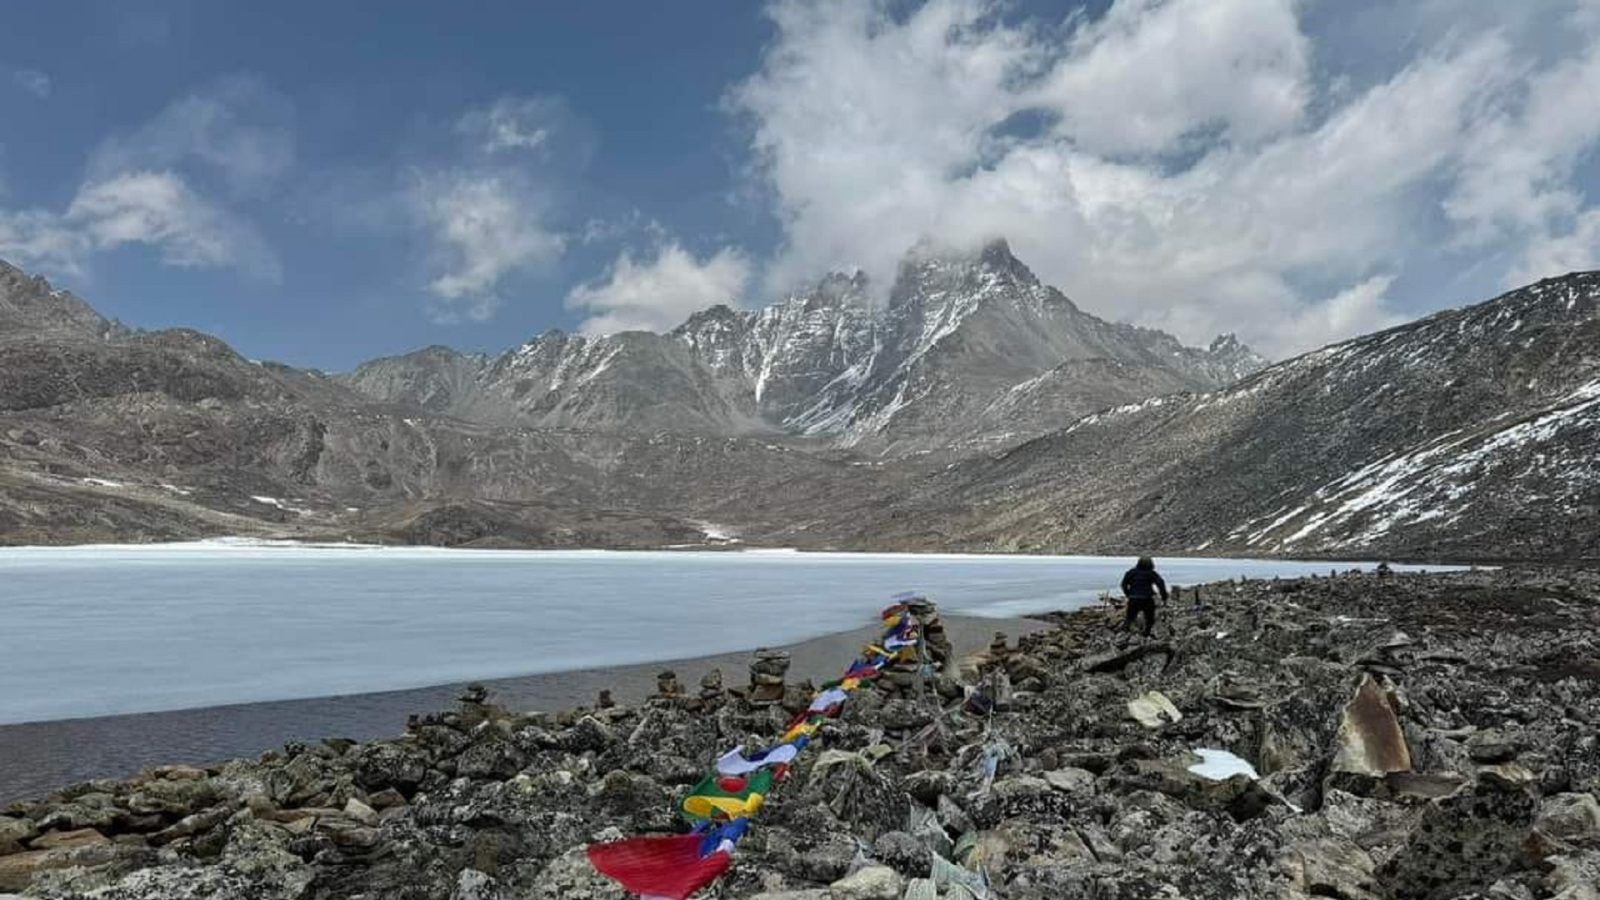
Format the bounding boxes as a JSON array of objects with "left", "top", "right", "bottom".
[{"left": 829, "top": 864, "right": 902, "bottom": 900}]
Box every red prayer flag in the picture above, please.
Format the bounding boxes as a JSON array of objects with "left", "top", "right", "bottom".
[{"left": 586, "top": 834, "right": 731, "bottom": 899}]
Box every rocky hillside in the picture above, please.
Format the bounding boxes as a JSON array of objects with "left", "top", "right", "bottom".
[
  {"left": 821, "top": 272, "right": 1600, "bottom": 562},
  {"left": 342, "top": 241, "right": 1264, "bottom": 456},
  {"left": 0, "top": 263, "right": 117, "bottom": 340},
  {"left": 1, "top": 567, "right": 1596, "bottom": 898},
  {"left": 3, "top": 253, "right": 1598, "bottom": 561},
  {"left": 0, "top": 259, "right": 897, "bottom": 548}
]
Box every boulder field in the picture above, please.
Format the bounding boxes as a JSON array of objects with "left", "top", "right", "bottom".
[{"left": 1, "top": 567, "right": 1597, "bottom": 899}]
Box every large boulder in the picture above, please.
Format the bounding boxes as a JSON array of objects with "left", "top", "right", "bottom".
[
  {"left": 1280, "top": 837, "right": 1380, "bottom": 900},
  {"left": 1530, "top": 793, "right": 1600, "bottom": 857},
  {"left": 0, "top": 851, "right": 51, "bottom": 892},
  {"left": 1331, "top": 675, "right": 1411, "bottom": 777},
  {"left": 0, "top": 817, "right": 36, "bottom": 856}
]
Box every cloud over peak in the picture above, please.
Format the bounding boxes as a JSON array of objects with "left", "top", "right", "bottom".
[
  {"left": 731, "top": 0, "right": 1600, "bottom": 356},
  {"left": 568, "top": 242, "right": 751, "bottom": 335}
]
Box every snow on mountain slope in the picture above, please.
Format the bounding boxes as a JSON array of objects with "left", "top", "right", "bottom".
[
  {"left": 819, "top": 271, "right": 1600, "bottom": 560},
  {"left": 344, "top": 240, "right": 1262, "bottom": 454}
]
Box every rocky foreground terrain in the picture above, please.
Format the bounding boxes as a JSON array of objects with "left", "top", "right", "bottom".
[{"left": 2, "top": 567, "right": 1597, "bottom": 899}]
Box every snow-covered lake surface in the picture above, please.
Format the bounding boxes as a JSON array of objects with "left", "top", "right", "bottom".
[{"left": 0, "top": 542, "right": 1447, "bottom": 724}]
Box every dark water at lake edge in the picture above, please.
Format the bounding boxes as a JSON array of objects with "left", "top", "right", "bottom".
[{"left": 0, "top": 615, "right": 1050, "bottom": 805}]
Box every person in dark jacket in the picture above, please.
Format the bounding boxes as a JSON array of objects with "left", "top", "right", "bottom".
[{"left": 1120, "top": 556, "right": 1167, "bottom": 637}]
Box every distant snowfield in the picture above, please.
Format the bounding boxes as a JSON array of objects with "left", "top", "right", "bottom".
[{"left": 0, "top": 543, "right": 1453, "bottom": 724}]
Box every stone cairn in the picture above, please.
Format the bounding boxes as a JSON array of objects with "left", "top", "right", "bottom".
[
  {"left": 456, "top": 683, "right": 506, "bottom": 729},
  {"left": 747, "top": 648, "right": 791, "bottom": 706},
  {"left": 698, "top": 668, "right": 725, "bottom": 706},
  {"left": 878, "top": 596, "right": 953, "bottom": 698},
  {"left": 655, "top": 670, "right": 684, "bottom": 700}
]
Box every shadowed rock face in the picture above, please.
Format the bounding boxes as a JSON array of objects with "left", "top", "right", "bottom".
[{"left": 1332, "top": 675, "right": 1412, "bottom": 776}]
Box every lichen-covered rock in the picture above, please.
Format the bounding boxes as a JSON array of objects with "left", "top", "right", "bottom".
[
  {"left": 3, "top": 569, "right": 1598, "bottom": 900},
  {"left": 1531, "top": 792, "right": 1600, "bottom": 855},
  {"left": 524, "top": 845, "right": 628, "bottom": 900}
]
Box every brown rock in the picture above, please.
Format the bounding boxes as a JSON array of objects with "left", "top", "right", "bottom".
[
  {"left": 150, "top": 806, "right": 230, "bottom": 847},
  {"left": 367, "top": 788, "right": 407, "bottom": 811},
  {"left": 1331, "top": 674, "right": 1412, "bottom": 776},
  {"left": 28, "top": 828, "right": 110, "bottom": 851},
  {"left": 655, "top": 670, "right": 683, "bottom": 697},
  {"left": 1478, "top": 762, "right": 1537, "bottom": 791},
  {"left": 0, "top": 849, "right": 52, "bottom": 891},
  {"left": 1383, "top": 772, "right": 1467, "bottom": 801},
  {"left": 319, "top": 820, "right": 380, "bottom": 849}
]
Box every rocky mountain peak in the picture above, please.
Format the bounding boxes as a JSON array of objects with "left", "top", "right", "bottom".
[
  {"left": 1203, "top": 332, "right": 1269, "bottom": 377},
  {"left": 808, "top": 270, "right": 870, "bottom": 309},
  {"left": 977, "top": 236, "right": 1032, "bottom": 278},
  {"left": 674, "top": 303, "right": 747, "bottom": 335},
  {"left": 0, "top": 257, "right": 115, "bottom": 339},
  {"left": 1208, "top": 332, "right": 1243, "bottom": 353},
  {"left": 330, "top": 239, "right": 1265, "bottom": 452}
]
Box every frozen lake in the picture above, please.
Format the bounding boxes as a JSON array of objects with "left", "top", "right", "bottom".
[{"left": 0, "top": 542, "right": 1438, "bottom": 724}]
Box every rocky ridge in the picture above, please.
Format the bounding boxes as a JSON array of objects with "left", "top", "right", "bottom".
[
  {"left": 2, "top": 567, "right": 1596, "bottom": 898},
  {"left": 825, "top": 272, "right": 1600, "bottom": 562},
  {"left": 4, "top": 253, "right": 1599, "bottom": 561},
  {"left": 341, "top": 241, "right": 1264, "bottom": 456}
]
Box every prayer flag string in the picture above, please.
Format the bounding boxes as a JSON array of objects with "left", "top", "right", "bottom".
[{"left": 587, "top": 601, "right": 925, "bottom": 900}]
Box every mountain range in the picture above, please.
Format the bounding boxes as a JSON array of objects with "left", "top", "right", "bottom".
[
  {"left": 1, "top": 242, "right": 1594, "bottom": 561},
  {"left": 341, "top": 240, "right": 1263, "bottom": 456}
]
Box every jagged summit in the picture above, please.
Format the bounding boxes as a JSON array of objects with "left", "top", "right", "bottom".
[{"left": 344, "top": 240, "right": 1263, "bottom": 452}]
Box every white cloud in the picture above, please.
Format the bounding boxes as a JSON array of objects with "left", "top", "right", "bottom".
[
  {"left": 11, "top": 69, "right": 51, "bottom": 99},
  {"left": 66, "top": 171, "right": 279, "bottom": 279},
  {"left": 0, "top": 209, "right": 84, "bottom": 275},
  {"left": 1439, "top": 6, "right": 1600, "bottom": 286},
  {"left": 409, "top": 171, "right": 565, "bottom": 322},
  {"left": 397, "top": 95, "right": 593, "bottom": 322},
  {"left": 1035, "top": 0, "right": 1310, "bottom": 155},
  {"left": 457, "top": 96, "right": 561, "bottom": 155},
  {"left": 87, "top": 75, "right": 295, "bottom": 196},
  {"left": 567, "top": 242, "right": 751, "bottom": 334},
  {"left": 1510, "top": 208, "right": 1600, "bottom": 284},
  {"left": 731, "top": 0, "right": 1600, "bottom": 356},
  {"left": 1293, "top": 275, "right": 1408, "bottom": 345},
  {"left": 0, "top": 75, "right": 287, "bottom": 282}
]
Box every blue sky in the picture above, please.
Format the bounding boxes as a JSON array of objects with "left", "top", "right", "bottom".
[{"left": 3, "top": 1, "right": 1599, "bottom": 369}]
